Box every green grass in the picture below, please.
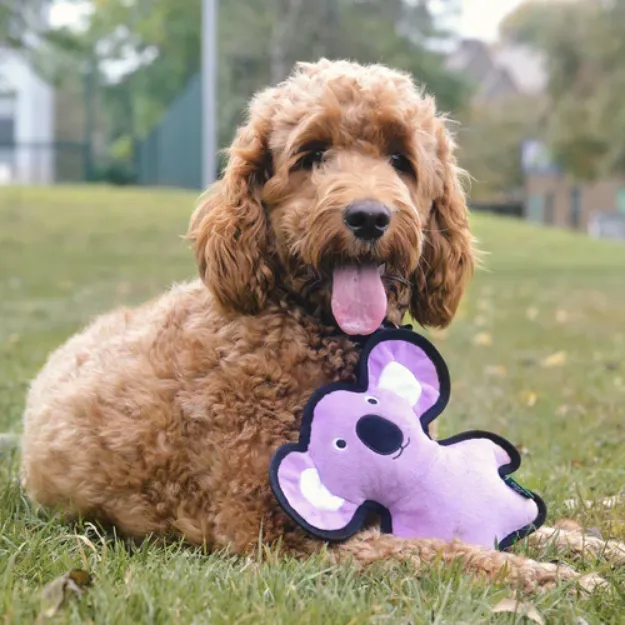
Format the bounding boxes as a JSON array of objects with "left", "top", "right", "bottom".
[{"left": 1, "top": 185, "right": 625, "bottom": 624}]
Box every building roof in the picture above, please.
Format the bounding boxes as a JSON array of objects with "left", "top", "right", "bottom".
[{"left": 446, "top": 39, "right": 547, "bottom": 101}]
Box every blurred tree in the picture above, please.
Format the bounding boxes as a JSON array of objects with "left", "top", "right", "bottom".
[
  {"left": 541, "top": 0, "right": 625, "bottom": 180},
  {"left": 80, "top": 0, "right": 469, "bottom": 153},
  {"left": 0, "top": 0, "right": 86, "bottom": 56},
  {"left": 457, "top": 96, "right": 545, "bottom": 202},
  {"left": 498, "top": 0, "right": 569, "bottom": 48}
]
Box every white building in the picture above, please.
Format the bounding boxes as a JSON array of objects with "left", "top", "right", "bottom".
[{"left": 0, "top": 1, "right": 55, "bottom": 185}]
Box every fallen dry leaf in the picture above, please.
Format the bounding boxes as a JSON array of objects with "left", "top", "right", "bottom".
[
  {"left": 563, "top": 495, "right": 623, "bottom": 511},
  {"left": 491, "top": 598, "right": 544, "bottom": 624},
  {"left": 473, "top": 332, "right": 493, "bottom": 346},
  {"left": 39, "top": 569, "right": 93, "bottom": 620},
  {"left": 521, "top": 391, "right": 538, "bottom": 407},
  {"left": 526, "top": 306, "right": 539, "bottom": 320},
  {"left": 555, "top": 309, "right": 569, "bottom": 324},
  {"left": 540, "top": 351, "right": 567, "bottom": 368},
  {"left": 515, "top": 443, "right": 530, "bottom": 456},
  {"left": 484, "top": 365, "right": 508, "bottom": 378}
]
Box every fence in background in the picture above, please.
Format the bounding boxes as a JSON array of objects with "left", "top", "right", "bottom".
[
  {"left": 470, "top": 201, "right": 523, "bottom": 218},
  {"left": 136, "top": 73, "right": 203, "bottom": 190}
]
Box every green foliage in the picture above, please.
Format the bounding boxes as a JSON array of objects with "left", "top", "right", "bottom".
[
  {"left": 496, "top": 0, "right": 625, "bottom": 181},
  {"left": 458, "top": 96, "right": 545, "bottom": 202},
  {"left": 80, "top": 0, "right": 468, "bottom": 152},
  {"left": 498, "top": 0, "right": 569, "bottom": 48},
  {"left": 1, "top": 186, "right": 625, "bottom": 622},
  {"left": 502, "top": 0, "right": 625, "bottom": 181}
]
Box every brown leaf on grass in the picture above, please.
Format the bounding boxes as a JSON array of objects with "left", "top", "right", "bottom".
[
  {"left": 521, "top": 391, "right": 538, "bottom": 407},
  {"left": 555, "top": 309, "right": 569, "bottom": 324},
  {"left": 484, "top": 365, "right": 508, "bottom": 378},
  {"left": 473, "top": 332, "right": 493, "bottom": 346},
  {"left": 526, "top": 306, "right": 539, "bottom": 321},
  {"left": 491, "top": 598, "right": 544, "bottom": 624},
  {"left": 540, "top": 351, "right": 567, "bottom": 368},
  {"left": 515, "top": 443, "right": 530, "bottom": 456},
  {"left": 39, "top": 569, "right": 92, "bottom": 620}
]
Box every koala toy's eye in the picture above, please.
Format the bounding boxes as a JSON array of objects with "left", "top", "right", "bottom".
[
  {"left": 365, "top": 396, "right": 379, "bottom": 405},
  {"left": 333, "top": 438, "right": 347, "bottom": 450}
]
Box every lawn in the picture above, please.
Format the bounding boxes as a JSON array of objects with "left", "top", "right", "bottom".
[{"left": 1, "top": 185, "right": 624, "bottom": 624}]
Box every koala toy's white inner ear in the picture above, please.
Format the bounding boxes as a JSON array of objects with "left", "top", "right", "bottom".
[
  {"left": 299, "top": 468, "right": 345, "bottom": 511},
  {"left": 378, "top": 361, "right": 422, "bottom": 407}
]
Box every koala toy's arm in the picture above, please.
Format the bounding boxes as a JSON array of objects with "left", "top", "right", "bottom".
[{"left": 438, "top": 431, "right": 521, "bottom": 476}]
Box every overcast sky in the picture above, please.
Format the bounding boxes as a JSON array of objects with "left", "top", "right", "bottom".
[{"left": 50, "top": 0, "right": 526, "bottom": 43}]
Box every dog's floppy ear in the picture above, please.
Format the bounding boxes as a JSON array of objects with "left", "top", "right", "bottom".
[
  {"left": 187, "top": 110, "right": 275, "bottom": 314},
  {"left": 410, "top": 120, "right": 475, "bottom": 328},
  {"left": 365, "top": 333, "right": 450, "bottom": 429}
]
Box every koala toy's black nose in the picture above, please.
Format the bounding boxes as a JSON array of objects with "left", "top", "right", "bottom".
[{"left": 356, "top": 414, "right": 404, "bottom": 455}]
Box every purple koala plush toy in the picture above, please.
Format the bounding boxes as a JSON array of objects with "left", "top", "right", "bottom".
[{"left": 269, "top": 329, "right": 546, "bottom": 550}]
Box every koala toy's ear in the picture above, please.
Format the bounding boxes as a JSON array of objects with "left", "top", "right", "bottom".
[
  {"left": 363, "top": 329, "right": 450, "bottom": 430},
  {"left": 269, "top": 446, "right": 362, "bottom": 540}
]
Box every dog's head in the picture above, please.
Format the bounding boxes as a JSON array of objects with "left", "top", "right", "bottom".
[{"left": 188, "top": 59, "right": 474, "bottom": 332}]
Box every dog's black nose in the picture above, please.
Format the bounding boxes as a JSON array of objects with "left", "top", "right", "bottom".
[
  {"left": 344, "top": 201, "right": 391, "bottom": 241},
  {"left": 356, "top": 414, "right": 404, "bottom": 455}
]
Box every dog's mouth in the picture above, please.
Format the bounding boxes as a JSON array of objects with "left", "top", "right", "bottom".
[
  {"left": 331, "top": 263, "right": 387, "bottom": 336},
  {"left": 392, "top": 437, "right": 410, "bottom": 460}
]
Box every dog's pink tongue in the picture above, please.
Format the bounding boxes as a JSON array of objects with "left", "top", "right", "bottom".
[{"left": 331, "top": 265, "right": 387, "bottom": 336}]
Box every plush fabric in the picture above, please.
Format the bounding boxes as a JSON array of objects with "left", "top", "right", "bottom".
[{"left": 270, "top": 329, "right": 546, "bottom": 549}]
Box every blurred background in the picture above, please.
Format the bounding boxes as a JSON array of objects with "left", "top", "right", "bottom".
[{"left": 1, "top": 0, "right": 625, "bottom": 240}]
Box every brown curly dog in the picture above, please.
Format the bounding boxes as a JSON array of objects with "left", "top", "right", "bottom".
[{"left": 21, "top": 60, "right": 616, "bottom": 592}]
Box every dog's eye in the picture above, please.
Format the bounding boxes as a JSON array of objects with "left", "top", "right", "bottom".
[
  {"left": 333, "top": 438, "right": 347, "bottom": 450},
  {"left": 292, "top": 142, "right": 328, "bottom": 171},
  {"left": 365, "top": 396, "right": 379, "bottom": 405},
  {"left": 296, "top": 149, "right": 326, "bottom": 171},
  {"left": 390, "top": 154, "right": 415, "bottom": 178}
]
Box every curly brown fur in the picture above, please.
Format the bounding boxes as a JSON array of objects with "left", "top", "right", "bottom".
[{"left": 20, "top": 59, "right": 611, "bottom": 593}]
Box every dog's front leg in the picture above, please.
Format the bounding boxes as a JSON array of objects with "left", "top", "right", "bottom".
[
  {"left": 327, "top": 529, "right": 605, "bottom": 594},
  {"left": 528, "top": 524, "right": 625, "bottom": 566}
]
